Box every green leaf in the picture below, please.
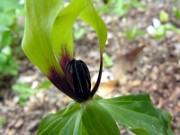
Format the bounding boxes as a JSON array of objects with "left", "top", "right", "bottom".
[
  {"left": 1, "top": 46, "right": 12, "bottom": 57},
  {"left": 123, "top": 27, "right": 145, "bottom": 40},
  {"left": 5, "top": 64, "right": 18, "bottom": 76},
  {"left": 98, "top": 94, "right": 174, "bottom": 135},
  {"left": 172, "top": 8, "right": 180, "bottom": 20},
  {"left": 38, "top": 95, "right": 173, "bottom": 135},
  {"left": 37, "top": 101, "right": 87, "bottom": 135},
  {"left": 1, "top": 30, "right": 12, "bottom": 46},
  {"left": 0, "top": 116, "right": 6, "bottom": 127},
  {"left": 38, "top": 100, "right": 120, "bottom": 135},
  {"left": 0, "top": 0, "right": 20, "bottom": 12},
  {"left": 22, "top": 0, "right": 64, "bottom": 75},
  {"left": 0, "top": 0, "right": 22, "bottom": 26},
  {"left": 153, "top": 26, "right": 166, "bottom": 40},
  {"left": 0, "top": 53, "right": 7, "bottom": 64},
  {"left": 74, "top": 24, "right": 86, "bottom": 40},
  {"left": 110, "top": 0, "right": 145, "bottom": 17},
  {"left": 156, "top": 109, "right": 174, "bottom": 135},
  {"left": 82, "top": 100, "right": 120, "bottom": 135},
  {"left": 132, "top": 0, "right": 146, "bottom": 11},
  {"left": 164, "top": 23, "right": 180, "bottom": 33},
  {"left": 103, "top": 53, "right": 113, "bottom": 67},
  {"left": 38, "top": 103, "right": 85, "bottom": 135},
  {"left": 113, "top": 0, "right": 131, "bottom": 17},
  {"left": 12, "top": 81, "right": 53, "bottom": 104},
  {"left": 0, "top": 11, "right": 16, "bottom": 26},
  {"left": 159, "top": 10, "right": 169, "bottom": 23},
  {"left": 0, "top": 26, "right": 9, "bottom": 42},
  {"left": 12, "top": 83, "right": 35, "bottom": 104},
  {"left": 36, "top": 80, "right": 52, "bottom": 90},
  {"left": 131, "top": 129, "right": 149, "bottom": 135}
]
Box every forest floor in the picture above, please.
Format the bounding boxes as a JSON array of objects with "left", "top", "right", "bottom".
[{"left": 0, "top": 0, "right": 180, "bottom": 135}]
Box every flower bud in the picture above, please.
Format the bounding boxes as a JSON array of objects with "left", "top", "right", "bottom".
[{"left": 66, "top": 59, "right": 91, "bottom": 102}]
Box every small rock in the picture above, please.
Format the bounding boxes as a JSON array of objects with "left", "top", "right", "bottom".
[
  {"left": 7, "top": 129, "right": 16, "bottom": 135},
  {"left": 13, "top": 96, "right": 19, "bottom": 104},
  {"left": 14, "top": 119, "right": 24, "bottom": 129},
  {"left": 8, "top": 120, "right": 16, "bottom": 128},
  {"left": 17, "top": 74, "right": 38, "bottom": 83},
  {"left": 153, "top": 18, "right": 161, "bottom": 28},
  {"left": 174, "top": 43, "right": 180, "bottom": 58},
  {"left": 26, "top": 120, "right": 39, "bottom": 132}
]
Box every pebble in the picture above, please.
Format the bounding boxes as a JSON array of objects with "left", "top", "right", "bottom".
[
  {"left": 14, "top": 119, "right": 23, "bottom": 129},
  {"left": 26, "top": 120, "right": 40, "bottom": 132}
]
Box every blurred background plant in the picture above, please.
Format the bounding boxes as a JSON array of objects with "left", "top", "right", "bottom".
[
  {"left": 98, "top": 0, "right": 146, "bottom": 17},
  {"left": 146, "top": 10, "right": 180, "bottom": 40},
  {"left": 12, "top": 81, "right": 52, "bottom": 104},
  {"left": 173, "top": 8, "right": 180, "bottom": 20},
  {"left": 123, "top": 26, "right": 146, "bottom": 41},
  {"left": 0, "top": 0, "right": 24, "bottom": 84},
  {"left": 0, "top": 0, "right": 53, "bottom": 103},
  {"left": 73, "top": 0, "right": 146, "bottom": 42},
  {"left": 0, "top": 116, "right": 6, "bottom": 127}
]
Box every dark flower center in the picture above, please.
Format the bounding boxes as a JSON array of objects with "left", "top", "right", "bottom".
[{"left": 65, "top": 59, "right": 91, "bottom": 102}]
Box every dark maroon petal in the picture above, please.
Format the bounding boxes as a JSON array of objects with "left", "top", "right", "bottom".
[
  {"left": 48, "top": 66, "right": 86, "bottom": 102},
  {"left": 47, "top": 48, "right": 102, "bottom": 102},
  {"left": 59, "top": 48, "right": 73, "bottom": 72},
  {"left": 65, "top": 61, "right": 74, "bottom": 90},
  {"left": 90, "top": 54, "right": 103, "bottom": 97}
]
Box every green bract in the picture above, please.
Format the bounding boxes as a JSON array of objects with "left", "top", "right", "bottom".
[{"left": 22, "top": 0, "right": 64, "bottom": 75}]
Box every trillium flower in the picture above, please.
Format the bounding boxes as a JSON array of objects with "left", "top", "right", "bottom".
[
  {"left": 22, "top": 1, "right": 173, "bottom": 134},
  {"left": 22, "top": 0, "right": 107, "bottom": 102}
]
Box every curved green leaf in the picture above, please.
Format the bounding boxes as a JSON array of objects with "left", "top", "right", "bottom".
[
  {"left": 156, "top": 109, "right": 174, "bottom": 135},
  {"left": 98, "top": 94, "right": 174, "bottom": 135},
  {"left": 22, "top": 0, "right": 63, "bottom": 75},
  {"left": 37, "top": 102, "right": 87, "bottom": 135}
]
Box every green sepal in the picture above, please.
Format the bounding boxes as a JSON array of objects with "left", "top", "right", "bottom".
[
  {"left": 22, "top": 0, "right": 107, "bottom": 75},
  {"left": 22, "top": 0, "right": 63, "bottom": 75},
  {"left": 52, "top": 0, "right": 107, "bottom": 61},
  {"left": 79, "top": 0, "right": 107, "bottom": 54}
]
